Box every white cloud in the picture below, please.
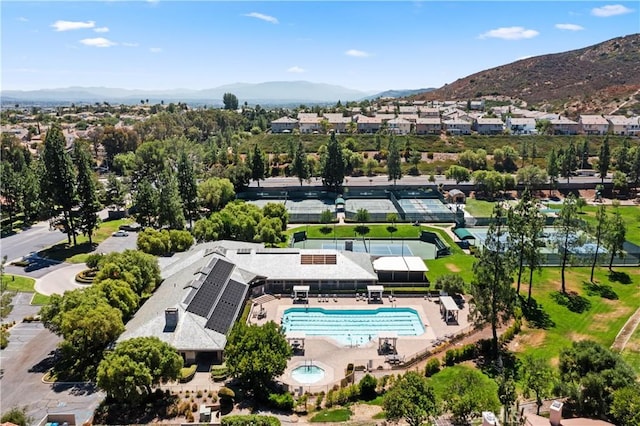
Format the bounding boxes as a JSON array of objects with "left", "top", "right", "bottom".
[
  {"left": 591, "top": 4, "right": 633, "bottom": 17},
  {"left": 79, "top": 37, "right": 116, "bottom": 48},
  {"left": 555, "top": 23, "right": 585, "bottom": 31},
  {"left": 51, "top": 20, "right": 95, "bottom": 32},
  {"left": 122, "top": 42, "right": 139, "bottom": 47},
  {"left": 244, "top": 12, "right": 279, "bottom": 24},
  {"left": 149, "top": 47, "right": 163, "bottom": 53},
  {"left": 94, "top": 26, "right": 109, "bottom": 33},
  {"left": 17, "top": 17, "right": 28, "bottom": 22},
  {"left": 345, "top": 49, "right": 370, "bottom": 58},
  {"left": 287, "top": 66, "right": 305, "bottom": 73},
  {"left": 479, "top": 26, "right": 539, "bottom": 40}
]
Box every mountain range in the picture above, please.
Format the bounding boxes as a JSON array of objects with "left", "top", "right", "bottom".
[{"left": 1, "top": 82, "right": 428, "bottom": 106}]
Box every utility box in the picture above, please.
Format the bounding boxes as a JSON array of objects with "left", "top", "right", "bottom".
[
  {"left": 481, "top": 411, "right": 499, "bottom": 426},
  {"left": 550, "top": 400, "right": 563, "bottom": 426}
]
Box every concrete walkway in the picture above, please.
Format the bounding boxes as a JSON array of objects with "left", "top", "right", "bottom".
[{"left": 611, "top": 307, "right": 640, "bottom": 351}]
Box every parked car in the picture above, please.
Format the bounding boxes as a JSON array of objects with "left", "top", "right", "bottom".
[{"left": 112, "top": 230, "right": 129, "bottom": 237}]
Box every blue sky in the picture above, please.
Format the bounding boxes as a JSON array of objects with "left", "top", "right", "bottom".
[{"left": 2, "top": 1, "right": 638, "bottom": 92}]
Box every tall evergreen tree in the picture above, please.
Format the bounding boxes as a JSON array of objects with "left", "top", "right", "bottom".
[
  {"left": 386, "top": 134, "right": 402, "bottom": 185},
  {"left": 134, "top": 178, "right": 158, "bottom": 228},
  {"left": 21, "top": 161, "right": 42, "bottom": 224},
  {"left": 176, "top": 151, "right": 198, "bottom": 229},
  {"left": 250, "top": 144, "right": 266, "bottom": 187},
  {"left": 580, "top": 139, "right": 590, "bottom": 169},
  {"left": 598, "top": 137, "right": 610, "bottom": 183},
  {"left": 74, "top": 141, "right": 102, "bottom": 245},
  {"left": 321, "top": 131, "right": 345, "bottom": 192},
  {"left": 42, "top": 124, "right": 78, "bottom": 245},
  {"left": 630, "top": 146, "right": 640, "bottom": 192},
  {"left": 157, "top": 171, "right": 185, "bottom": 230},
  {"left": 0, "top": 161, "right": 22, "bottom": 229},
  {"left": 560, "top": 141, "right": 577, "bottom": 183},
  {"left": 604, "top": 207, "right": 626, "bottom": 271},
  {"left": 590, "top": 204, "right": 606, "bottom": 283},
  {"left": 554, "top": 194, "right": 580, "bottom": 293},
  {"left": 105, "top": 173, "right": 126, "bottom": 209},
  {"left": 546, "top": 148, "right": 559, "bottom": 196},
  {"left": 291, "top": 139, "right": 310, "bottom": 186},
  {"left": 508, "top": 189, "right": 542, "bottom": 297},
  {"left": 469, "top": 204, "right": 517, "bottom": 358}
]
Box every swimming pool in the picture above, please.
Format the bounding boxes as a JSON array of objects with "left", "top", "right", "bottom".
[
  {"left": 291, "top": 364, "right": 325, "bottom": 384},
  {"left": 282, "top": 307, "right": 425, "bottom": 346}
]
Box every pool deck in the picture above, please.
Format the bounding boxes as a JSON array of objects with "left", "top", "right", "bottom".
[{"left": 248, "top": 294, "right": 471, "bottom": 392}]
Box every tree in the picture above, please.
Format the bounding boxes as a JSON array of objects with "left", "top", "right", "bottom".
[
  {"left": 554, "top": 194, "right": 581, "bottom": 293},
  {"left": 0, "top": 406, "right": 30, "bottom": 426},
  {"left": 559, "top": 340, "right": 636, "bottom": 418},
  {"left": 629, "top": 145, "right": 640, "bottom": 192},
  {"left": 383, "top": 371, "right": 440, "bottom": 426},
  {"left": 496, "top": 373, "right": 517, "bottom": 425},
  {"left": 250, "top": 144, "right": 266, "bottom": 187},
  {"left": 74, "top": 142, "right": 102, "bottom": 245},
  {"left": 445, "top": 165, "right": 471, "bottom": 184},
  {"left": 386, "top": 135, "right": 402, "bottom": 184},
  {"left": 223, "top": 92, "right": 239, "bottom": 110},
  {"left": 597, "top": 137, "right": 610, "bottom": 183},
  {"left": 42, "top": 124, "right": 78, "bottom": 245},
  {"left": 197, "top": 177, "right": 235, "bottom": 212},
  {"left": 435, "top": 274, "right": 466, "bottom": 295},
  {"left": 176, "top": 151, "right": 198, "bottom": 229},
  {"left": 576, "top": 196, "right": 587, "bottom": 213},
  {"left": 522, "top": 355, "right": 554, "bottom": 415},
  {"left": 603, "top": 207, "right": 626, "bottom": 271},
  {"left": 560, "top": 142, "right": 577, "bottom": 183},
  {"left": 134, "top": 178, "right": 158, "bottom": 228},
  {"left": 516, "top": 165, "right": 548, "bottom": 191},
  {"left": 321, "top": 132, "right": 345, "bottom": 192},
  {"left": 612, "top": 170, "right": 628, "bottom": 196},
  {"left": 225, "top": 321, "right": 292, "bottom": 397},
  {"left": 535, "top": 119, "right": 552, "bottom": 135},
  {"left": 589, "top": 204, "right": 606, "bottom": 283},
  {"left": 610, "top": 385, "right": 640, "bottom": 426},
  {"left": 105, "top": 173, "right": 126, "bottom": 209},
  {"left": 97, "top": 337, "right": 182, "bottom": 403},
  {"left": 580, "top": 139, "right": 590, "bottom": 169},
  {"left": 0, "top": 161, "right": 22, "bottom": 229},
  {"left": 443, "top": 366, "right": 500, "bottom": 424},
  {"left": 469, "top": 204, "right": 516, "bottom": 358},
  {"left": 157, "top": 171, "right": 185, "bottom": 229},
  {"left": 546, "top": 148, "right": 559, "bottom": 196},
  {"left": 613, "top": 139, "right": 630, "bottom": 174},
  {"left": 291, "top": 139, "right": 310, "bottom": 186},
  {"left": 95, "top": 249, "right": 162, "bottom": 296}
]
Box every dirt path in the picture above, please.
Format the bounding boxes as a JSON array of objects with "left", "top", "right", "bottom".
[{"left": 611, "top": 307, "right": 640, "bottom": 351}]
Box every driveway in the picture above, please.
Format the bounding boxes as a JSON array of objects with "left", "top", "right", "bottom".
[
  {"left": 34, "top": 263, "right": 88, "bottom": 296},
  {"left": 94, "top": 231, "right": 138, "bottom": 254}
]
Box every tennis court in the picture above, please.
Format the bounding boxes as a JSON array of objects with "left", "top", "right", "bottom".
[
  {"left": 398, "top": 198, "right": 456, "bottom": 222},
  {"left": 286, "top": 199, "right": 335, "bottom": 222},
  {"left": 293, "top": 238, "right": 437, "bottom": 259},
  {"left": 345, "top": 199, "right": 397, "bottom": 221}
]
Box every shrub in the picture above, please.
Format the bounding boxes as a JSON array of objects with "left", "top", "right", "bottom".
[
  {"left": 169, "top": 229, "right": 194, "bottom": 252},
  {"left": 196, "top": 390, "right": 203, "bottom": 399},
  {"left": 221, "top": 414, "right": 281, "bottom": 426},
  {"left": 178, "top": 401, "right": 191, "bottom": 416},
  {"left": 424, "top": 358, "right": 440, "bottom": 377},
  {"left": 191, "top": 402, "right": 198, "bottom": 412},
  {"left": 359, "top": 374, "right": 377, "bottom": 400},
  {"left": 185, "top": 411, "right": 194, "bottom": 423},
  {"left": 315, "top": 391, "right": 325, "bottom": 409},
  {"left": 85, "top": 253, "right": 103, "bottom": 269},
  {"left": 219, "top": 386, "right": 235, "bottom": 404},
  {"left": 211, "top": 364, "right": 229, "bottom": 381},
  {"left": 179, "top": 364, "right": 197, "bottom": 383},
  {"left": 268, "top": 392, "right": 294, "bottom": 411}
]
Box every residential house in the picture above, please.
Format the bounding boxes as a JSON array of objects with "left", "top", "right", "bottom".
[
  {"left": 579, "top": 115, "right": 609, "bottom": 135},
  {"left": 473, "top": 118, "right": 504, "bottom": 135},
  {"left": 549, "top": 117, "right": 579, "bottom": 135},
  {"left": 469, "top": 100, "right": 485, "bottom": 110},
  {"left": 398, "top": 106, "right": 418, "bottom": 115},
  {"left": 356, "top": 115, "right": 382, "bottom": 133},
  {"left": 323, "top": 113, "right": 353, "bottom": 134},
  {"left": 506, "top": 117, "right": 537, "bottom": 135},
  {"left": 271, "top": 117, "right": 298, "bottom": 133},
  {"left": 387, "top": 117, "right": 412, "bottom": 135},
  {"left": 604, "top": 115, "right": 640, "bottom": 136},
  {"left": 377, "top": 105, "right": 395, "bottom": 114},
  {"left": 418, "top": 107, "right": 440, "bottom": 118},
  {"left": 443, "top": 119, "right": 472, "bottom": 135},
  {"left": 415, "top": 118, "right": 442, "bottom": 135},
  {"left": 297, "top": 113, "right": 321, "bottom": 134}
]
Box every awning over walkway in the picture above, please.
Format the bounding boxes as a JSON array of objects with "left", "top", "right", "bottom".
[{"left": 454, "top": 228, "right": 476, "bottom": 241}]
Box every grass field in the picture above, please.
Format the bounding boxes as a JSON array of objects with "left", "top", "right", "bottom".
[
  {"left": 298, "top": 224, "right": 426, "bottom": 239},
  {"left": 2, "top": 274, "right": 49, "bottom": 306},
  {"left": 579, "top": 205, "right": 640, "bottom": 246},
  {"left": 621, "top": 324, "right": 640, "bottom": 373},
  {"left": 512, "top": 266, "right": 640, "bottom": 369},
  {"left": 310, "top": 408, "right": 351, "bottom": 422},
  {"left": 464, "top": 199, "right": 497, "bottom": 218},
  {"left": 39, "top": 218, "right": 132, "bottom": 263}
]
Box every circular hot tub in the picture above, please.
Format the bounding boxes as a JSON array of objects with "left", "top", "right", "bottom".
[{"left": 291, "top": 364, "right": 325, "bottom": 384}]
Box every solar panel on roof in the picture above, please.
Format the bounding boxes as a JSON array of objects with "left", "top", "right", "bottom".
[
  {"left": 205, "top": 279, "right": 248, "bottom": 334},
  {"left": 186, "top": 258, "right": 234, "bottom": 318}
]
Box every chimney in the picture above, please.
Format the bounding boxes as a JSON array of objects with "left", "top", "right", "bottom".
[
  {"left": 165, "top": 308, "right": 178, "bottom": 331},
  {"left": 482, "top": 412, "right": 499, "bottom": 426},
  {"left": 549, "top": 400, "right": 563, "bottom": 426}
]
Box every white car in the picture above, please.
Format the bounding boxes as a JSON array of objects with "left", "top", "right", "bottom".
[{"left": 112, "top": 230, "right": 129, "bottom": 237}]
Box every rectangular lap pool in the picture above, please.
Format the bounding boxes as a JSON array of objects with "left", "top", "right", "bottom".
[{"left": 282, "top": 307, "right": 425, "bottom": 346}]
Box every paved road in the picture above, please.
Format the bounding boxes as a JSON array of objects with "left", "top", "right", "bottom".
[
  {"left": 34, "top": 263, "right": 88, "bottom": 296},
  {"left": 0, "top": 221, "right": 67, "bottom": 263}
]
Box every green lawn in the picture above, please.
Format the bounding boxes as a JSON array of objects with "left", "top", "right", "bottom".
[
  {"left": 31, "top": 293, "right": 51, "bottom": 305},
  {"left": 514, "top": 266, "right": 640, "bottom": 368},
  {"left": 429, "top": 364, "right": 498, "bottom": 400},
  {"left": 39, "top": 218, "right": 133, "bottom": 263},
  {"left": 2, "top": 274, "right": 36, "bottom": 292},
  {"left": 464, "top": 199, "right": 496, "bottom": 218},
  {"left": 579, "top": 205, "right": 640, "bottom": 246},
  {"left": 310, "top": 408, "right": 352, "bottom": 423},
  {"left": 297, "top": 224, "right": 426, "bottom": 239}
]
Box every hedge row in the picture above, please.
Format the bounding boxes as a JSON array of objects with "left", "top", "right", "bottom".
[{"left": 222, "top": 415, "right": 281, "bottom": 426}]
